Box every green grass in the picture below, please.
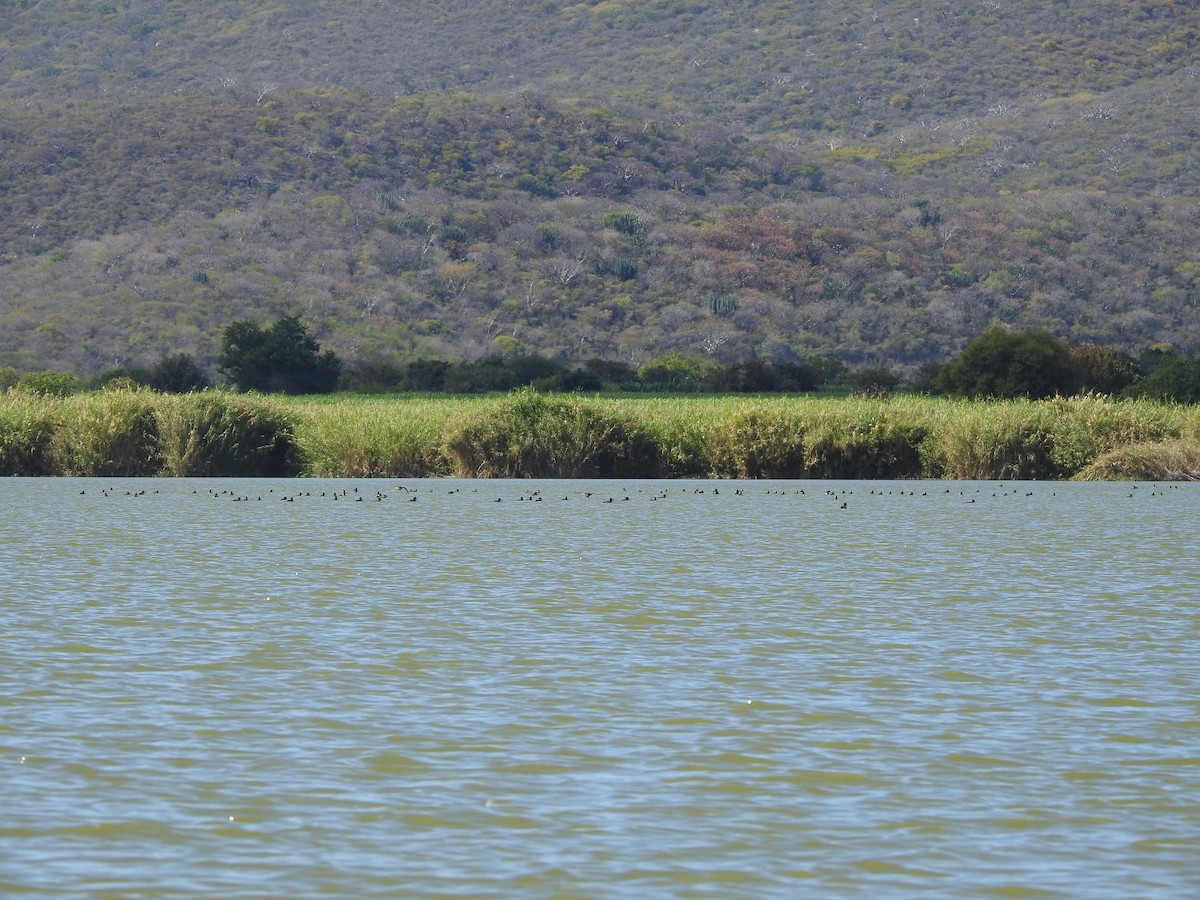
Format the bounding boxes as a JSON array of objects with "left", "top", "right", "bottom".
[{"left": 2, "top": 389, "right": 1197, "bottom": 480}]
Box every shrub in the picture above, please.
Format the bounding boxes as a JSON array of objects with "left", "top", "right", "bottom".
[
  {"left": 581, "top": 358, "right": 639, "bottom": 391},
  {"left": 406, "top": 359, "right": 452, "bottom": 392},
  {"left": 637, "top": 352, "right": 712, "bottom": 392},
  {"left": 805, "top": 355, "right": 850, "bottom": 390},
  {"left": 936, "top": 327, "right": 1081, "bottom": 399},
  {"left": 1128, "top": 353, "right": 1200, "bottom": 403},
  {"left": 847, "top": 366, "right": 902, "bottom": 397},
  {"left": 149, "top": 352, "right": 211, "bottom": 393},
  {"left": 1069, "top": 344, "right": 1139, "bottom": 395},
  {"left": 602, "top": 211, "right": 643, "bottom": 236},
  {"left": 18, "top": 371, "right": 80, "bottom": 397},
  {"left": 705, "top": 360, "right": 781, "bottom": 393}
]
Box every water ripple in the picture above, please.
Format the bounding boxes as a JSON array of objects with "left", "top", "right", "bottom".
[{"left": 2, "top": 478, "right": 1198, "bottom": 897}]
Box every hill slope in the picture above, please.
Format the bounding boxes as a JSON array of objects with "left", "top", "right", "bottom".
[{"left": 1, "top": 0, "right": 1198, "bottom": 376}]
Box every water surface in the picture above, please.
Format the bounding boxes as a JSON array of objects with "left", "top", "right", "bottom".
[{"left": 2, "top": 478, "right": 1198, "bottom": 897}]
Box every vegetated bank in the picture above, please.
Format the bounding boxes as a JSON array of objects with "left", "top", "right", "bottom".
[{"left": 4, "top": 388, "right": 1199, "bottom": 481}]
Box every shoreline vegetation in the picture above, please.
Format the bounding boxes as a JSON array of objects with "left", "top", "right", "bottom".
[{"left": 2, "top": 388, "right": 1198, "bottom": 481}]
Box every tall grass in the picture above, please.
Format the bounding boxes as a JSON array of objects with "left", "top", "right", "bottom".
[
  {"left": 0, "top": 391, "right": 58, "bottom": 475},
  {"left": 53, "top": 388, "right": 161, "bottom": 476},
  {"left": 919, "top": 400, "right": 1059, "bottom": 479},
  {"left": 1075, "top": 440, "right": 1200, "bottom": 481},
  {"left": 1, "top": 389, "right": 1196, "bottom": 479},
  {"left": 1044, "top": 395, "right": 1179, "bottom": 473},
  {"left": 605, "top": 397, "right": 715, "bottom": 477},
  {"left": 794, "top": 399, "right": 929, "bottom": 478},
  {"left": 155, "top": 392, "right": 298, "bottom": 477},
  {"left": 443, "top": 389, "right": 661, "bottom": 477},
  {"left": 290, "top": 395, "right": 462, "bottom": 477},
  {"left": 920, "top": 395, "right": 1187, "bottom": 479}
]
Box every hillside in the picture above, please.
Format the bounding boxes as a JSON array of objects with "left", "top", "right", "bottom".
[{"left": 1, "top": 0, "right": 1198, "bottom": 377}]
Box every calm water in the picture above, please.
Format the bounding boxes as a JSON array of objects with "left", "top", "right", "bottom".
[{"left": 1, "top": 477, "right": 1198, "bottom": 898}]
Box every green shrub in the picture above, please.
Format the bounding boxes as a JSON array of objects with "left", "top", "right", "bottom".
[
  {"left": 157, "top": 392, "right": 298, "bottom": 476},
  {"left": 149, "top": 352, "right": 211, "bottom": 393},
  {"left": 1129, "top": 354, "right": 1200, "bottom": 403},
  {"left": 17, "top": 371, "right": 81, "bottom": 397},
  {"left": 602, "top": 211, "right": 644, "bottom": 236},
  {"left": 218, "top": 316, "right": 341, "bottom": 394},
  {"left": 936, "top": 328, "right": 1081, "bottom": 399}
]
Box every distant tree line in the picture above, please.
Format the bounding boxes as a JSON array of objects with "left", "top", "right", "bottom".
[
  {"left": 338, "top": 327, "right": 1200, "bottom": 402},
  {"left": 925, "top": 327, "right": 1200, "bottom": 403},
  {"left": 4, "top": 319, "right": 1200, "bottom": 404}
]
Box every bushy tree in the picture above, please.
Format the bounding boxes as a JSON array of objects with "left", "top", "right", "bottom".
[
  {"left": 1068, "top": 344, "right": 1139, "bottom": 395},
  {"left": 149, "top": 352, "right": 211, "bottom": 393},
  {"left": 935, "top": 327, "right": 1081, "bottom": 399},
  {"left": 90, "top": 366, "right": 152, "bottom": 390},
  {"left": 406, "top": 359, "right": 451, "bottom": 392},
  {"left": 441, "top": 355, "right": 564, "bottom": 394},
  {"left": 218, "top": 316, "right": 341, "bottom": 394},
  {"left": 705, "top": 360, "right": 781, "bottom": 393},
  {"left": 805, "top": 356, "right": 851, "bottom": 391},
  {"left": 1128, "top": 353, "right": 1200, "bottom": 404},
  {"left": 848, "top": 365, "right": 902, "bottom": 396},
  {"left": 581, "top": 358, "right": 638, "bottom": 390},
  {"left": 637, "top": 352, "right": 711, "bottom": 392},
  {"left": 17, "top": 371, "right": 80, "bottom": 396}
]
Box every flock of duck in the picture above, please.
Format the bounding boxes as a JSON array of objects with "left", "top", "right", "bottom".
[{"left": 78, "top": 482, "right": 1185, "bottom": 507}]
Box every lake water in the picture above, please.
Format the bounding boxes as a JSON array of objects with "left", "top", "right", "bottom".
[{"left": 1, "top": 477, "right": 1198, "bottom": 897}]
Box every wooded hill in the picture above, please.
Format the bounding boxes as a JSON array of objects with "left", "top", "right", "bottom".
[{"left": 2, "top": 0, "right": 1197, "bottom": 377}]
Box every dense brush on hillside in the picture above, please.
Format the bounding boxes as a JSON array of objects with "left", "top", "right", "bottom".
[{"left": 1, "top": 1, "right": 1197, "bottom": 376}]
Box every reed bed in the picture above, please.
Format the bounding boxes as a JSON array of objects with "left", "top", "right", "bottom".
[
  {"left": 53, "top": 389, "right": 161, "bottom": 476},
  {"left": 156, "top": 392, "right": 299, "bottom": 477},
  {"left": 442, "top": 389, "right": 661, "bottom": 478},
  {"left": 918, "top": 395, "right": 1183, "bottom": 479},
  {"left": 287, "top": 395, "right": 465, "bottom": 477},
  {"left": 2, "top": 388, "right": 1196, "bottom": 479},
  {"left": 1074, "top": 440, "right": 1200, "bottom": 481},
  {"left": 0, "top": 390, "right": 59, "bottom": 476}
]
